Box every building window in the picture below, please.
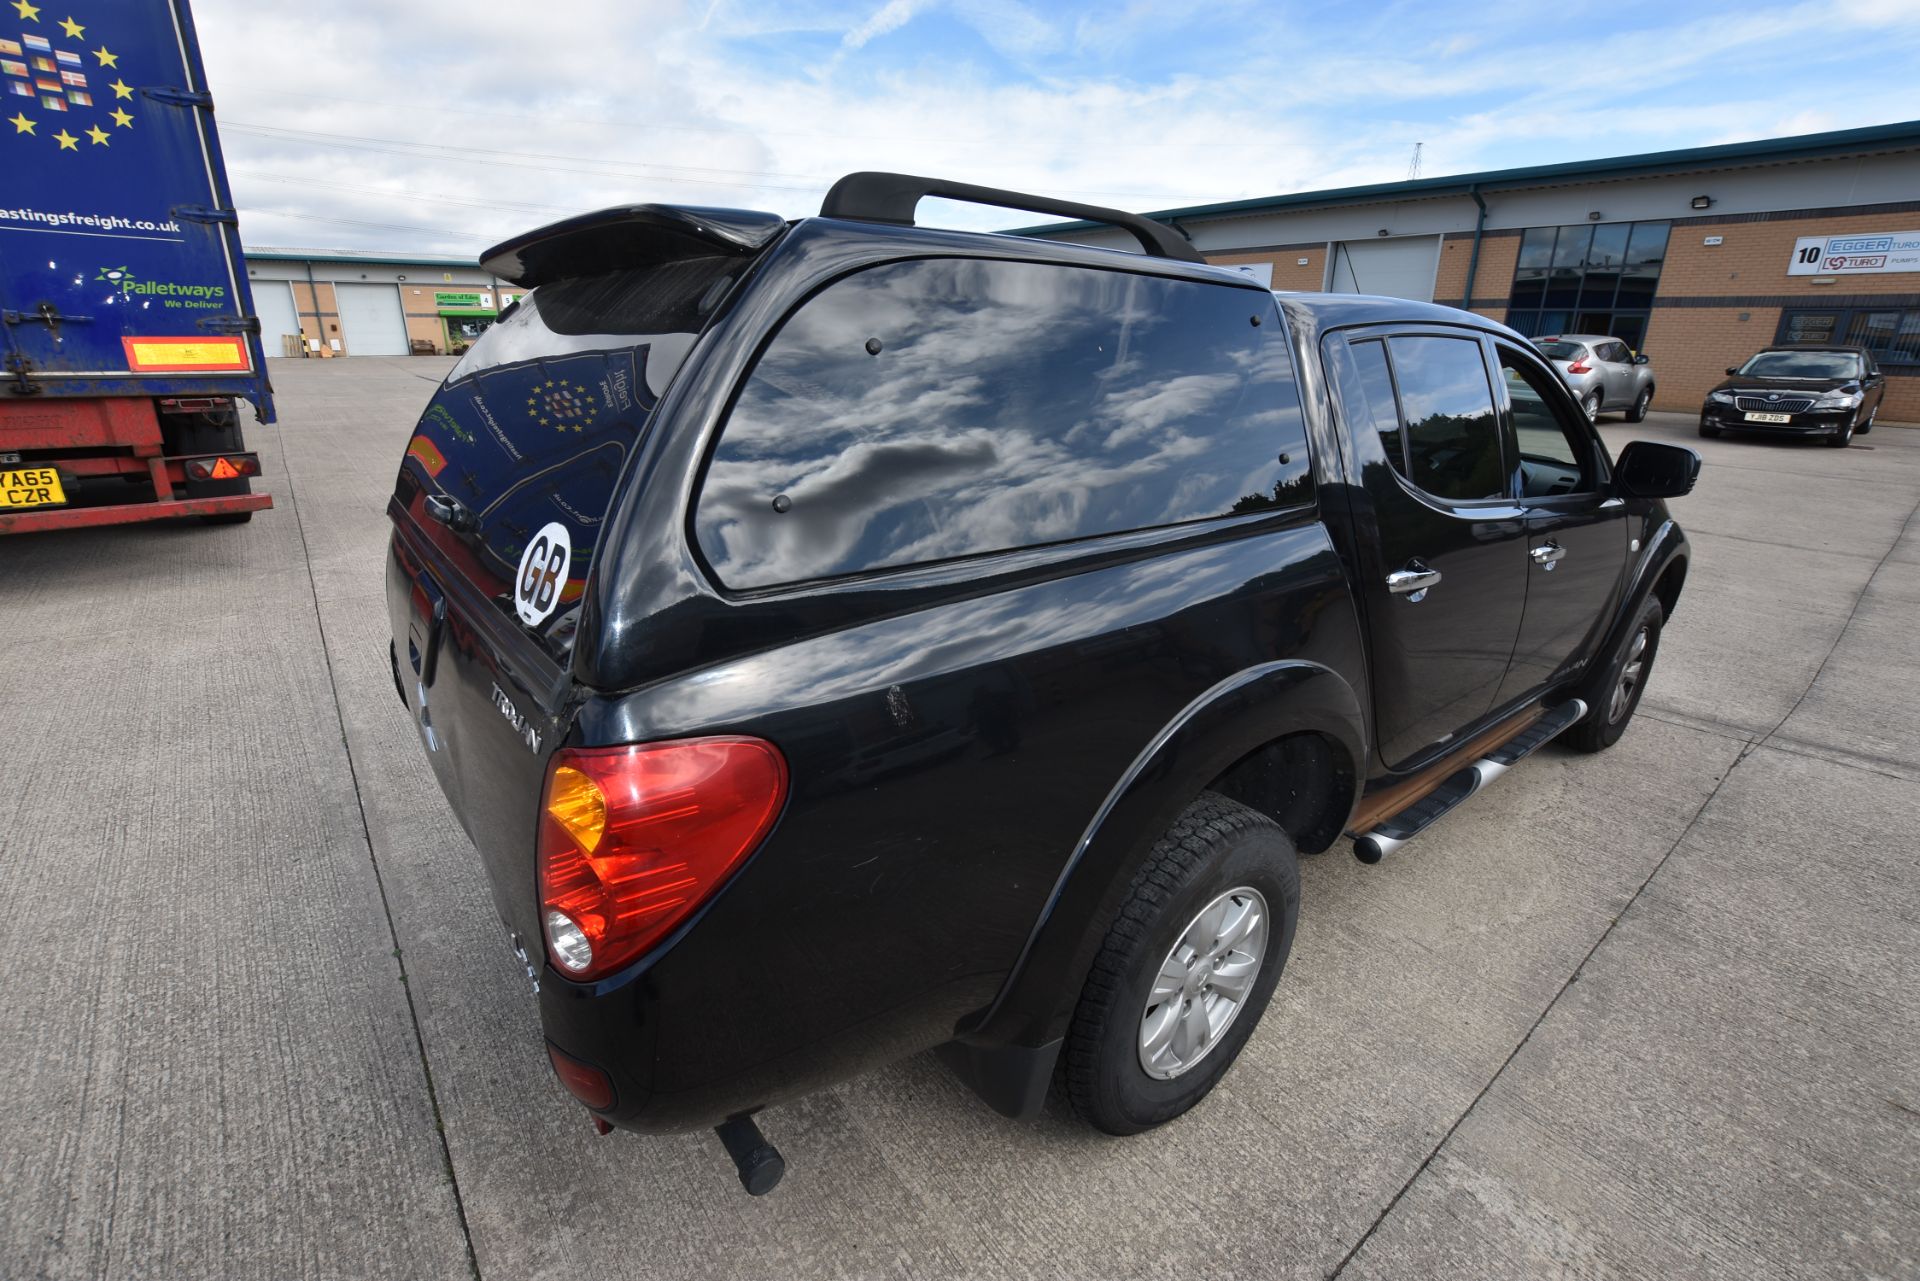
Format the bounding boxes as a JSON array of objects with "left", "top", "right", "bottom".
[
  {"left": 1777, "top": 307, "right": 1920, "bottom": 368},
  {"left": 1506, "top": 221, "right": 1669, "bottom": 353}
]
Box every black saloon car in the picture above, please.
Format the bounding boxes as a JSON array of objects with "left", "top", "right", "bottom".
[
  {"left": 1700, "top": 345, "right": 1886, "bottom": 446},
  {"left": 384, "top": 174, "right": 1696, "bottom": 1194}
]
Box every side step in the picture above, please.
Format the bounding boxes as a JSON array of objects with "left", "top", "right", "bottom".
[{"left": 1353, "top": 700, "right": 1587, "bottom": 864}]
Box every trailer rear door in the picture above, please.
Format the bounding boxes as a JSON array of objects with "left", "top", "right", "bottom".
[{"left": 0, "top": 0, "right": 268, "bottom": 410}]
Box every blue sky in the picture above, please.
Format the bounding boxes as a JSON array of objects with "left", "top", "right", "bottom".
[{"left": 190, "top": 0, "right": 1920, "bottom": 253}]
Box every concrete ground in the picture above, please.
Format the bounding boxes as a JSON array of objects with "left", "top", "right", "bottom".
[{"left": 3, "top": 357, "right": 1916, "bottom": 1281}]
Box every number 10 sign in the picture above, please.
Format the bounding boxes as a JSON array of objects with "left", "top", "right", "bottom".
[{"left": 1789, "top": 230, "right": 1920, "bottom": 275}]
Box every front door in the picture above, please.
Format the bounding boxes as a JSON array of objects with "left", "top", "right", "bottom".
[
  {"left": 1324, "top": 329, "right": 1531, "bottom": 771},
  {"left": 1491, "top": 341, "right": 1629, "bottom": 704}
]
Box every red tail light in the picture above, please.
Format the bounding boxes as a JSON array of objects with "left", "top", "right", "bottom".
[
  {"left": 1567, "top": 359, "right": 1592, "bottom": 374},
  {"left": 185, "top": 455, "right": 261, "bottom": 480},
  {"left": 537, "top": 736, "right": 788, "bottom": 982}
]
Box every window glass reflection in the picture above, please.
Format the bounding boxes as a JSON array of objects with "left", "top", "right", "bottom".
[
  {"left": 698, "top": 258, "right": 1311, "bottom": 588},
  {"left": 1385, "top": 335, "right": 1505, "bottom": 501}
]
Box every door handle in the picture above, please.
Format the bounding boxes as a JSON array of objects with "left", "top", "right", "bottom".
[
  {"left": 1531, "top": 541, "right": 1567, "bottom": 569},
  {"left": 423, "top": 492, "right": 477, "bottom": 532},
  {"left": 1387, "top": 560, "right": 1442, "bottom": 601}
]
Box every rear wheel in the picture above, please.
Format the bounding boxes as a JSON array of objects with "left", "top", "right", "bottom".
[
  {"left": 1582, "top": 390, "right": 1602, "bottom": 422},
  {"left": 1626, "top": 387, "right": 1652, "bottom": 423},
  {"left": 1064, "top": 793, "right": 1300, "bottom": 1136},
  {"left": 1565, "top": 596, "right": 1664, "bottom": 753}
]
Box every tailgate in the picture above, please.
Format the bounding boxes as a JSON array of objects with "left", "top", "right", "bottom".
[
  {"left": 388, "top": 521, "right": 567, "bottom": 950},
  {"left": 385, "top": 208, "right": 783, "bottom": 946}
]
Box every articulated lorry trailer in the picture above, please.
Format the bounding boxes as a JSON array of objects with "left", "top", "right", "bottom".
[{"left": 0, "top": 0, "right": 272, "bottom": 534}]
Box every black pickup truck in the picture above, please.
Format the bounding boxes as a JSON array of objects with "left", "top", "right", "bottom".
[{"left": 385, "top": 174, "right": 1697, "bottom": 1194}]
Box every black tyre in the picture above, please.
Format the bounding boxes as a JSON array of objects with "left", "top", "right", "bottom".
[
  {"left": 1565, "top": 596, "right": 1664, "bottom": 753},
  {"left": 1825, "top": 416, "right": 1854, "bottom": 448},
  {"left": 1856, "top": 409, "right": 1875, "bottom": 435},
  {"left": 1698, "top": 420, "right": 1721, "bottom": 438},
  {"left": 1582, "top": 390, "right": 1602, "bottom": 422},
  {"left": 1064, "top": 792, "right": 1300, "bottom": 1136},
  {"left": 1626, "top": 387, "right": 1652, "bottom": 423}
]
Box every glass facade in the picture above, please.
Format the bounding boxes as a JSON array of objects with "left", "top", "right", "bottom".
[
  {"left": 1506, "top": 220, "right": 1670, "bottom": 353},
  {"left": 1777, "top": 307, "right": 1920, "bottom": 368}
]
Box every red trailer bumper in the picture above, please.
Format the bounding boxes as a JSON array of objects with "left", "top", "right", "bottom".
[
  {"left": 0, "top": 491, "right": 271, "bottom": 534},
  {"left": 0, "top": 395, "right": 272, "bottom": 535}
]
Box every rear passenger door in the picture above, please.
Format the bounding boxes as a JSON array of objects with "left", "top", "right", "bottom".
[
  {"left": 1323, "top": 329, "right": 1530, "bottom": 771},
  {"left": 1607, "top": 341, "right": 1641, "bottom": 407},
  {"left": 1491, "top": 340, "right": 1628, "bottom": 706}
]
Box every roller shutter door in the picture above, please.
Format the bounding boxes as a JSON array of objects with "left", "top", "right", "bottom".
[
  {"left": 1328, "top": 236, "right": 1441, "bottom": 302},
  {"left": 251, "top": 281, "right": 301, "bottom": 356},
  {"left": 335, "top": 283, "right": 409, "bottom": 355}
]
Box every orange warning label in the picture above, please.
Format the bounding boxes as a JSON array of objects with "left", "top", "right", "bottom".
[
  {"left": 210, "top": 458, "right": 240, "bottom": 479},
  {"left": 121, "top": 336, "right": 251, "bottom": 373}
]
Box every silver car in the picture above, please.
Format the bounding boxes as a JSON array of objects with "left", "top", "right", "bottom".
[{"left": 1533, "top": 334, "right": 1655, "bottom": 422}]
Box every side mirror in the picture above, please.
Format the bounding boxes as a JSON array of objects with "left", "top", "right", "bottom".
[
  {"left": 1633, "top": 354, "right": 1650, "bottom": 365},
  {"left": 1615, "top": 441, "right": 1700, "bottom": 499},
  {"left": 1725, "top": 366, "right": 1741, "bottom": 375}
]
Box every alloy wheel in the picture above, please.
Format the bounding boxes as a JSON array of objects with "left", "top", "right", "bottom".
[
  {"left": 1138, "top": 886, "right": 1268, "bottom": 1080},
  {"left": 1609, "top": 626, "right": 1649, "bottom": 723}
]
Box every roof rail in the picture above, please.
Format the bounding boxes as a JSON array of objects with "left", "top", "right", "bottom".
[{"left": 820, "top": 172, "right": 1204, "bottom": 265}]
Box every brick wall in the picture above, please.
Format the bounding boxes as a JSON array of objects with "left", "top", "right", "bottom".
[
  {"left": 401, "top": 287, "right": 445, "bottom": 354},
  {"left": 1661, "top": 211, "right": 1920, "bottom": 301},
  {"left": 288, "top": 281, "right": 340, "bottom": 355},
  {"left": 1434, "top": 229, "right": 1521, "bottom": 308},
  {"left": 1641, "top": 306, "right": 1777, "bottom": 414}
]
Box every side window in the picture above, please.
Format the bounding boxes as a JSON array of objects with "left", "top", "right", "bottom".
[
  {"left": 696, "top": 258, "right": 1312, "bottom": 588},
  {"left": 1333, "top": 339, "right": 1406, "bottom": 476},
  {"left": 1601, "top": 341, "right": 1628, "bottom": 364},
  {"left": 1498, "top": 346, "right": 1595, "bottom": 498},
  {"left": 1383, "top": 335, "right": 1505, "bottom": 501}
]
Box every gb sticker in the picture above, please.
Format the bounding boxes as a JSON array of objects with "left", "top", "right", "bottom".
[{"left": 514, "top": 521, "right": 572, "bottom": 626}]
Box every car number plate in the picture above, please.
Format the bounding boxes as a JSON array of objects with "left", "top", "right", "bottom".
[
  {"left": 1743, "top": 411, "right": 1792, "bottom": 424},
  {"left": 0, "top": 467, "right": 65, "bottom": 509}
]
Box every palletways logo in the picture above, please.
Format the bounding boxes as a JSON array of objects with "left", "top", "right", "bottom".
[
  {"left": 3, "top": 2, "right": 138, "bottom": 152},
  {"left": 96, "top": 263, "right": 227, "bottom": 309}
]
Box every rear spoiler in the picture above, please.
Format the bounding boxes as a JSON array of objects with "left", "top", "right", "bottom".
[
  {"left": 821, "top": 171, "right": 1204, "bottom": 265},
  {"left": 480, "top": 205, "right": 788, "bottom": 288}
]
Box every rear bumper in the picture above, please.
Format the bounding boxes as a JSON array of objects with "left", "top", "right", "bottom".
[{"left": 0, "top": 491, "right": 269, "bottom": 534}]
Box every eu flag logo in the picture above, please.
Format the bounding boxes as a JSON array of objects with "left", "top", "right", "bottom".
[{"left": 3, "top": 3, "right": 135, "bottom": 150}]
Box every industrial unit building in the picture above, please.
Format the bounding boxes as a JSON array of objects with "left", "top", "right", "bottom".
[
  {"left": 244, "top": 249, "right": 527, "bottom": 359},
  {"left": 1023, "top": 120, "right": 1920, "bottom": 422}
]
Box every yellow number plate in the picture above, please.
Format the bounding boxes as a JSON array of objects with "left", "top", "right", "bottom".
[{"left": 0, "top": 467, "right": 66, "bottom": 509}]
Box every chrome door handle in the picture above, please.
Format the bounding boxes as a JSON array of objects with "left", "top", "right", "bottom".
[
  {"left": 1387, "top": 561, "right": 1442, "bottom": 601},
  {"left": 1531, "top": 541, "right": 1567, "bottom": 569}
]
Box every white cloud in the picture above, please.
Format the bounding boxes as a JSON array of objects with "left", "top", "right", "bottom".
[
  {"left": 843, "top": 0, "right": 931, "bottom": 49},
  {"left": 181, "top": 0, "right": 1920, "bottom": 258}
]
